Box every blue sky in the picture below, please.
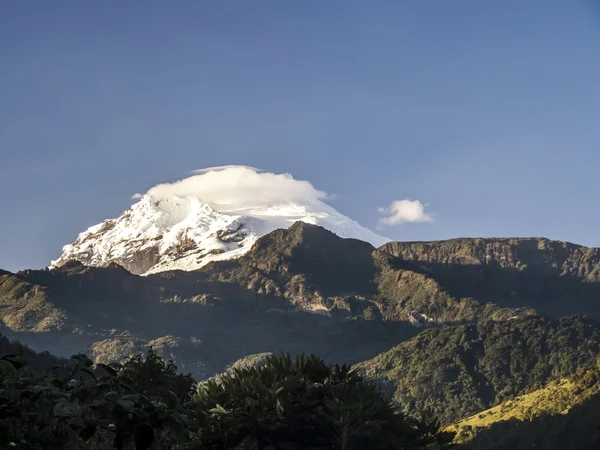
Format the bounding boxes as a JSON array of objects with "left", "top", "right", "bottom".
[{"left": 1, "top": 1, "right": 600, "bottom": 271}]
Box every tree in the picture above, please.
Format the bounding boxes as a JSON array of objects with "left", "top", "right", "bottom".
[{"left": 189, "top": 352, "right": 452, "bottom": 449}]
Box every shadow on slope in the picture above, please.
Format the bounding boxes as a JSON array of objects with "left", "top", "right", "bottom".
[
  {"left": 1, "top": 308, "right": 419, "bottom": 380},
  {"left": 395, "top": 261, "right": 600, "bottom": 319}
]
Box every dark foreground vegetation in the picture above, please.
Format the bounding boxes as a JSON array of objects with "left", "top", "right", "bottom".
[{"left": 0, "top": 335, "right": 452, "bottom": 450}]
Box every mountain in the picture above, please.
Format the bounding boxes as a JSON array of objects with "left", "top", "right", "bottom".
[
  {"left": 50, "top": 194, "right": 389, "bottom": 275},
  {"left": 6, "top": 222, "right": 600, "bottom": 428},
  {"left": 6, "top": 225, "right": 600, "bottom": 380},
  {"left": 0, "top": 224, "right": 423, "bottom": 378}
]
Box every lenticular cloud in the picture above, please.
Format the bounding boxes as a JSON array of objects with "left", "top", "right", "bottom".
[{"left": 144, "top": 165, "right": 329, "bottom": 210}]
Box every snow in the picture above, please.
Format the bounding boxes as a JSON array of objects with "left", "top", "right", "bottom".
[{"left": 50, "top": 167, "right": 390, "bottom": 275}]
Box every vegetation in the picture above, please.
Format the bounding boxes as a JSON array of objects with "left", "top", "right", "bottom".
[
  {"left": 0, "top": 336, "right": 450, "bottom": 449},
  {"left": 356, "top": 315, "right": 600, "bottom": 423},
  {"left": 0, "top": 347, "right": 194, "bottom": 449},
  {"left": 190, "top": 352, "right": 453, "bottom": 449},
  {"left": 449, "top": 364, "right": 600, "bottom": 449},
  {"left": 372, "top": 250, "right": 536, "bottom": 324},
  {"left": 0, "top": 332, "right": 65, "bottom": 372},
  {"left": 454, "top": 392, "right": 600, "bottom": 449},
  {"left": 448, "top": 363, "right": 600, "bottom": 445}
]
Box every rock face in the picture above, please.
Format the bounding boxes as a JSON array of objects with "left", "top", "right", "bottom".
[
  {"left": 50, "top": 195, "right": 389, "bottom": 275},
  {"left": 375, "top": 237, "right": 600, "bottom": 318},
  {"left": 379, "top": 237, "right": 600, "bottom": 280}
]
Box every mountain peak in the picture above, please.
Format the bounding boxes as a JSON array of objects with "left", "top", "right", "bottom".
[{"left": 51, "top": 188, "right": 388, "bottom": 275}]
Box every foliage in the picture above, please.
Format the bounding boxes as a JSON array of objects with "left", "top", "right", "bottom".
[
  {"left": 0, "top": 349, "right": 194, "bottom": 449},
  {"left": 0, "top": 343, "right": 448, "bottom": 449},
  {"left": 189, "top": 352, "right": 453, "bottom": 449},
  {"left": 377, "top": 237, "right": 600, "bottom": 319}
]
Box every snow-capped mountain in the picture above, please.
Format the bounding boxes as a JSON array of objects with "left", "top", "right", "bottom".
[{"left": 51, "top": 167, "right": 389, "bottom": 275}]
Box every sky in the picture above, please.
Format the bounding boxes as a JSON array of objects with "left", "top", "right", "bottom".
[{"left": 1, "top": 1, "right": 600, "bottom": 272}]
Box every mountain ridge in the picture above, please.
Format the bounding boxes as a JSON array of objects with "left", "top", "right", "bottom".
[
  {"left": 4, "top": 224, "right": 600, "bottom": 389},
  {"left": 6, "top": 221, "right": 600, "bottom": 449}
]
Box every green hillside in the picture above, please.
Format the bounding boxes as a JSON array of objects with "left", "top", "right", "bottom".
[
  {"left": 449, "top": 365, "right": 600, "bottom": 449},
  {"left": 356, "top": 315, "right": 600, "bottom": 424}
]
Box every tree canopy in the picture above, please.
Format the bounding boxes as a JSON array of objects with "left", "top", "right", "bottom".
[{"left": 0, "top": 346, "right": 450, "bottom": 449}]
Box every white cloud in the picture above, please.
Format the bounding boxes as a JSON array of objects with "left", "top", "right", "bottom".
[
  {"left": 142, "top": 165, "right": 330, "bottom": 210},
  {"left": 378, "top": 199, "right": 433, "bottom": 226}
]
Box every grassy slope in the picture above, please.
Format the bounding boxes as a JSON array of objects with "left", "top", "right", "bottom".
[
  {"left": 447, "top": 366, "right": 600, "bottom": 449},
  {"left": 448, "top": 367, "right": 600, "bottom": 443}
]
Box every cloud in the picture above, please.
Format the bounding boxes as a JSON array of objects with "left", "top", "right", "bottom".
[
  {"left": 378, "top": 199, "right": 433, "bottom": 226},
  {"left": 142, "top": 165, "right": 330, "bottom": 210},
  {"left": 192, "top": 165, "right": 261, "bottom": 175}
]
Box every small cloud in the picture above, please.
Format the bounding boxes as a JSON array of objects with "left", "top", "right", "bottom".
[
  {"left": 131, "top": 193, "right": 143, "bottom": 200},
  {"left": 378, "top": 199, "right": 433, "bottom": 226}
]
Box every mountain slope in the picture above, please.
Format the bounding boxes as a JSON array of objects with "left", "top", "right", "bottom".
[
  {"left": 448, "top": 366, "right": 600, "bottom": 445},
  {"left": 355, "top": 315, "right": 600, "bottom": 424},
  {"left": 450, "top": 367, "right": 600, "bottom": 449}
]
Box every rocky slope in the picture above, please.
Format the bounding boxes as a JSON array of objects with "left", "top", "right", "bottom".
[
  {"left": 1, "top": 225, "right": 422, "bottom": 378},
  {"left": 379, "top": 237, "right": 600, "bottom": 281}
]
